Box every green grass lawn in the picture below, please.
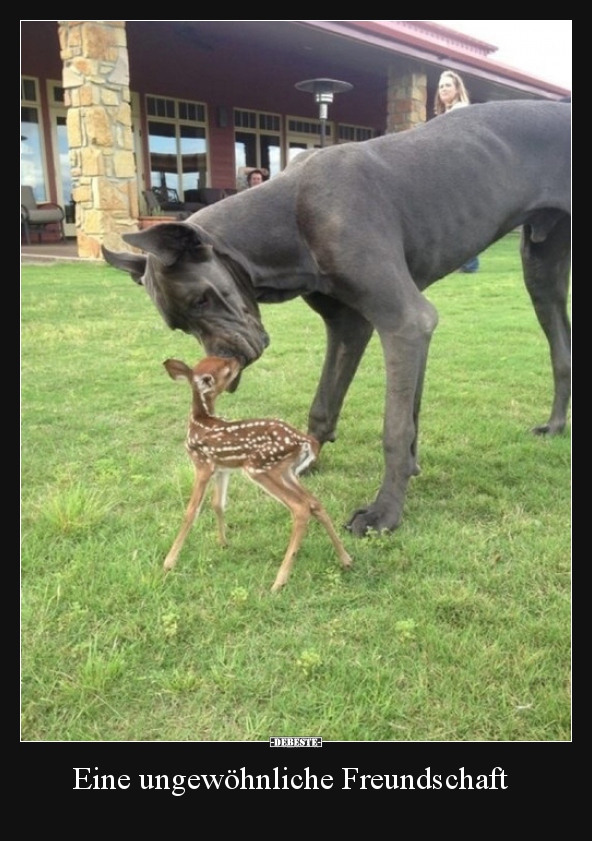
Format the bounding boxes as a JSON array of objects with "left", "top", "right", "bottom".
[{"left": 21, "top": 232, "right": 571, "bottom": 741}]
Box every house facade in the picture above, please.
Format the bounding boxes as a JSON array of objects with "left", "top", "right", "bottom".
[{"left": 21, "top": 20, "right": 570, "bottom": 257}]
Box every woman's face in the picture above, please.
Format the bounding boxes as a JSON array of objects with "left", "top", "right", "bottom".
[{"left": 438, "top": 75, "right": 459, "bottom": 108}]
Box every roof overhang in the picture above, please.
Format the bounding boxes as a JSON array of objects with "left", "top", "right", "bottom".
[{"left": 299, "top": 20, "right": 570, "bottom": 100}]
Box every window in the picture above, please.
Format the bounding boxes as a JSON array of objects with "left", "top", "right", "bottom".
[
  {"left": 287, "top": 117, "right": 332, "bottom": 145},
  {"left": 47, "top": 81, "right": 75, "bottom": 226},
  {"left": 234, "top": 109, "right": 281, "bottom": 187},
  {"left": 337, "top": 124, "right": 375, "bottom": 143},
  {"left": 21, "top": 78, "right": 46, "bottom": 201},
  {"left": 146, "top": 95, "right": 208, "bottom": 197}
]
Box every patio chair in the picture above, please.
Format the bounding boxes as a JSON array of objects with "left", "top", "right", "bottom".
[
  {"left": 21, "top": 185, "right": 65, "bottom": 244},
  {"left": 153, "top": 186, "right": 184, "bottom": 210},
  {"left": 182, "top": 187, "right": 231, "bottom": 213},
  {"left": 143, "top": 189, "right": 162, "bottom": 215},
  {"left": 143, "top": 188, "right": 191, "bottom": 219}
]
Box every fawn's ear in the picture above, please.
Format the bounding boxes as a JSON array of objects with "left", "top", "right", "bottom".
[{"left": 163, "top": 358, "right": 192, "bottom": 382}]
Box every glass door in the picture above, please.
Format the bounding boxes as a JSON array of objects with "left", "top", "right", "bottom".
[
  {"left": 53, "top": 112, "right": 75, "bottom": 236},
  {"left": 21, "top": 78, "right": 47, "bottom": 200},
  {"left": 287, "top": 140, "right": 318, "bottom": 164},
  {"left": 286, "top": 115, "right": 331, "bottom": 163}
]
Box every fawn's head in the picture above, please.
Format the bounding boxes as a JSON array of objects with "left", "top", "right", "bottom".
[{"left": 164, "top": 356, "right": 242, "bottom": 413}]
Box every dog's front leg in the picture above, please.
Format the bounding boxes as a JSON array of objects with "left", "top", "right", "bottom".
[{"left": 303, "top": 294, "right": 374, "bottom": 445}]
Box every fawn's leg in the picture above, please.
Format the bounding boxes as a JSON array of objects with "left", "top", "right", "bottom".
[
  {"left": 211, "top": 469, "right": 231, "bottom": 546},
  {"left": 282, "top": 471, "right": 353, "bottom": 571},
  {"left": 164, "top": 462, "right": 214, "bottom": 571},
  {"left": 252, "top": 471, "right": 313, "bottom": 592},
  {"left": 254, "top": 469, "right": 352, "bottom": 592}
]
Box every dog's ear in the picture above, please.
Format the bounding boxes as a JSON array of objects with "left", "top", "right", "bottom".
[
  {"left": 101, "top": 245, "right": 147, "bottom": 285},
  {"left": 122, "top": 224, "right": 212, "bottom": 267}
]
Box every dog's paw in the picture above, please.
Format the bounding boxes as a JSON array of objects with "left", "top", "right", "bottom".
[{"left": 345, "top": 506, "right": 399, "bottom": 537}]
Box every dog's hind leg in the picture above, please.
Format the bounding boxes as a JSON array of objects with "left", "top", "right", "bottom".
[
  {"left": 521, "top": 212, "right": 571, "bottom": 435},
  {"left": 346, "top": 286, "right": 439, "bottom": 536}
]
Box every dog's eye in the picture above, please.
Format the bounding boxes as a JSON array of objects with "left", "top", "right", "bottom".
[{"left": 190, "top": 295, "right": 209, "bottom": 312}]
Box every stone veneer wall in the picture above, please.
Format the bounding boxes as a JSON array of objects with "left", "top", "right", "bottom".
[
  {"left": 386, "top": 68, "right": 427, "bottom": 133},
  {"left": 59, "top": 21, "right": 138, "bottom": 258}
]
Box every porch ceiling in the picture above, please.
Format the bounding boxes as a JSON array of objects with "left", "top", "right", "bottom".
[{"left": 149, "top": 20, "right": 565, "bottom": 103}]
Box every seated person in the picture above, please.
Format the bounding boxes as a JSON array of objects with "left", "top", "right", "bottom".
[{"left": 247, "top": 169, "right": 265, "bottom": 187}]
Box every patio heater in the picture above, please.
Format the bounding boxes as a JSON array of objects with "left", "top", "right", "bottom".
[{"left": 294, "top": 78, "right": 353, "bottom": 148}]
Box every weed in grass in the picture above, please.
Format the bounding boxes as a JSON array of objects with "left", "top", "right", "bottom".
[
  {"left": 160, "top": 610, "right": 180, "bottom": 640},
  {"left": 295, "top": 649, "right": 323, "bottom": 679},
  {"left": 35, "top": 484, "right": 113, "bottom": 538},
  {"left": 79, "top": 637, "right": 126, "bottom": 693},
  {"left": 394, "top": 619, "right": 417, "bottom": 642},
  {"left": 229, "top": 586, "right": 249, "bottom": 605},
  {"left": 162, "top": 667, "right": 202, "bottom": 694},
  {"left": 323, "top": 566, "right": 344, "bottom": 590}
]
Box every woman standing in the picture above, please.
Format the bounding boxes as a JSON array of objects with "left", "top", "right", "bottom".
[
  {"left": 434, "top": 70, "right": 480, "bottom": 273},
  {"left": 434, "top": 70, "right": 471, "bottom": 115}
]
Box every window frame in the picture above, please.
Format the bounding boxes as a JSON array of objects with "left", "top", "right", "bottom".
[
  {"left": 234, "top": 108, "right": 282, "bottom": 187},
  {"left": 145, "top": 94, "right": 209, "bottom": 197},
  {"left": 21, "top": 76, "right": 50, "bottom": 203}
]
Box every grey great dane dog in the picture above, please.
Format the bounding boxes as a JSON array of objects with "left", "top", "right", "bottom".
[{"left": 103, "top": 100, "right": 571, "bottom": 537}]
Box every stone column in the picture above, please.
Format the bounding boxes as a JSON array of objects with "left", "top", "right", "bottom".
[
  {"left": 59, "top": 21, "right": 138, "bottom": 258},
  {"left": 386, "top": 67, "right": 427, "bottom": 133}
]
